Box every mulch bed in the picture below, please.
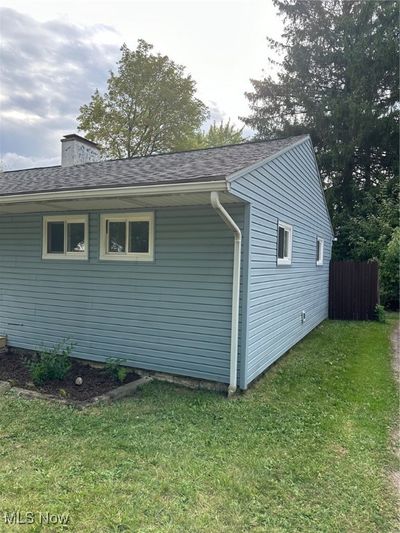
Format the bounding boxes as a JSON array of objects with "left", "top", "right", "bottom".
[{"left": 0, "top": 351, "right": 139, "bottom": 401}]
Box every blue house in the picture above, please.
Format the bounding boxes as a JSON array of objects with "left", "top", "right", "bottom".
[{"left": 0, "top": 134, "right": 333, "bottom": 394}]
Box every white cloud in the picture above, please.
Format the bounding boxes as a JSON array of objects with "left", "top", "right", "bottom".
[
  {"left": 1, "top": 152, "right": 59, "bottom": 171},
  {"left": 0, "top": 2, "right": 283, "bottom": 169},
  {"left": 1, "top": 109, "right": 43, "bottom": 124},
  {"left": 0, "top": 7, "right": 120, "bottom": 168}
]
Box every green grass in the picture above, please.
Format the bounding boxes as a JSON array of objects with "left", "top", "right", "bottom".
[{"left": 0, "top": 316, "right": 398, "bottom": 532}]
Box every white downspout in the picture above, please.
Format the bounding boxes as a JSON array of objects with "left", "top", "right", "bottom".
[{"left": 210, "top": 191, "right": 241, "bottom": 397}]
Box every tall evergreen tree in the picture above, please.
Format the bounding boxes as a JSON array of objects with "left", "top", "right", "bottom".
[{"left": 242, "top": 0, "right": 399, "bottom": 265}]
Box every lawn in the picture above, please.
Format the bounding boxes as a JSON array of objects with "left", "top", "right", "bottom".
[{"left": 0, "top": 316, "right": 398, "bottom": 532}]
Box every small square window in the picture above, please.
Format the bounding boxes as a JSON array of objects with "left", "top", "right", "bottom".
[
  {"left": 67, "top": 222, "right": 86, "bottom": 253},
  {"left": 316, "top": 237, "right": 324, "bottom": 266},
  {"left": 100, "top": 213, "right": 154, "bottom": 261},
  {"left": 43, "top": 216, "right": 88, "bottom": 260},
  {"left": 47, "top": 221, "right": 64, "bottom": 254},
  {"left": 108, "top": 221, "right": 127, "bottom": 253},
  {"left": 277, "top": 221, "right": 292, "bottom": 265},
  {"left": 129, "top": 221, "right": 150, "bottom": 253}
]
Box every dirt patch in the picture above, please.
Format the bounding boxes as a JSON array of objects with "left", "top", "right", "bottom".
[
  {"left": 391, "top": 322, "right": 400, "bottom": 383},
  {"left": 0, "top": 351, "right": 139, "bottom": 401},
  {"left": 331, "top": 444, "right": 348, "bottom": 457},
  {"left": 390, "top": 322, "right": 400, "bottom": 494}
]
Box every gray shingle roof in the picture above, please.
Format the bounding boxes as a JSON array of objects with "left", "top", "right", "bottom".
[{"left": 0, "top": 135, "right": 307, "bottom": 197}]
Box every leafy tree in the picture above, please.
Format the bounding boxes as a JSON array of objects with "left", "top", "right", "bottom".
[
  {"left": 78, "top": 40, "right": 208, "bottom": 158},
  {"left": 333, "top": 183, "right": 398, "bottom": 261},
  {"left": 380, "top": 227, "right": 400, "bottom": 309},
  {"left": 241, "top": 0, "right": 399, "bottom": 305},
  {"left": 180, "top": 120, "right": 245, "bottom": 150}
]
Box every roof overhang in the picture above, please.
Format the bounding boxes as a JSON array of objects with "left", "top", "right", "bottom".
[{"left": 0, "top": 180, "right": 243, "bottom": 215}]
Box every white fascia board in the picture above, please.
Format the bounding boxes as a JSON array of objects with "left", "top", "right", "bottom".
[
  {"left": 226, "top": 134, "right": 335, "bottom": 237},
  {"left": 226, "top": 135, "right": 310, "bottom": 183},
  {"left": 0, "top": 180, "right": 227, "bottom": 206},
  {"left": 307, "top": 140, "right": 335, "bottom": 237}
]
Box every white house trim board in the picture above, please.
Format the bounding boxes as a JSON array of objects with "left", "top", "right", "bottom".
[
  {"left": 0, "top": 180, "right": 227, "bottom": 207},
  {"left": 316, "top": 237, "right": 324, "bottom": 266},
  {"left": 226, "top": 136, "right": 309, "bottom": 183},
  {"left": 277, "top": 221, "right": 293, "bottom": 266},
  {"left": 226, "top": 135, "right": 335, "bottom": 237}
]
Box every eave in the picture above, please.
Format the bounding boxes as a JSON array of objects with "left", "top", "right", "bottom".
[{"left": 0, "top": 179, "right": 244, "bottom": 215}]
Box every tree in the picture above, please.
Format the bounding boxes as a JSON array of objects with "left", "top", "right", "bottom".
[
  {"left": 77, "top": 40, "right": 208, "bottom": 158},
  {"left": 380, "top": 227, "right": 400, "bottom": 309},
  {"left": 241, "top": 0, "right": 399, "bottom": 272},
  {"left": 180, "top": 120, "right": 245, "bottom": 150},
  {"left": 243, "top": 1, "right": 398, "bottom": 199}
]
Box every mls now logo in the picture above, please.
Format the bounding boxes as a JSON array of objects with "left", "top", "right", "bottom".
[
  {"left": 3, "top": 511, "right": 69, "bottom": 525},
  {"left": 3, "top": 512, "right": 35, "bottom": 525}
]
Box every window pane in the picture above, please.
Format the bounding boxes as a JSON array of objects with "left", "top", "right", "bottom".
[
  {"left": 283, "top": 230, "right": 289, "bottom": 258},
  {"left": 47, "top": 222, "right": 64, "bottom": 253},
  {"left": 278, "top": 226, "right": 285, "bottom": 259},
  {"left": 129, "top": 221, "right": 149, "bottom": 253},
  {"left": 317, "top": 240, "right": 321, "bottom": 261},
  {"left": 67, "top": 223, "right": 85, "bottom": 252},
  {"left": 108, "top": 221, "right": 126, "bottom": 253}
]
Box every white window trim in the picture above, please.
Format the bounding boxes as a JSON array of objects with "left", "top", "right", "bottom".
[
  {"left": 99, "top": 212, "right": 154, "bottom": 261},
  {"left": 316, "top": 237, "right": 324, "bottom": 266},
  {"left": 277, "top": 221, "right": 293, "bottom": 266},
  {"left": 42, "top": 215, "right": 89, "bottom": 260}
]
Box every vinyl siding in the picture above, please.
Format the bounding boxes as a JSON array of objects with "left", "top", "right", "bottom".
[
  {"left": 230, "top": 138, "right": 333, "bottom": 387},
  {"left": 0, "top": 205, "right": 245, "bottom": 384}
]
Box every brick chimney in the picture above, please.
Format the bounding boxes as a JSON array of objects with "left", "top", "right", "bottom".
[{"left": 61, "top": 134, "right": 101, "bottom": 167}]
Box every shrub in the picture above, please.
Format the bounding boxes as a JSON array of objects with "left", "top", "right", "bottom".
[
  {"left": 374, "top": 304, "right": 386, "bottom": 323},
  {"left": 380, "top": 227, "right": 400, "bottom": 310},
  {"left": 24, "top": 339, "right": 74, "bottom": 386},
  {"left": 105, "top": 358, "right": 128, "bottom": 383}
]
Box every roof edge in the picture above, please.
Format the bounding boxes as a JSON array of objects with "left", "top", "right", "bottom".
[
  {"left": 0, "top": 180, "right": 227, "bottom": 207},
  {"left": 226, "top": 135, "right": 310, "bottom": 182},
  {"left": 226, "top": 134, "right": 334, "bottom": 237},
  {"left": 305, "top": 138, "right": 335, "bottom": 237},
  {"left": 3, "top": 135, "right": 308, "bottom": 174}
]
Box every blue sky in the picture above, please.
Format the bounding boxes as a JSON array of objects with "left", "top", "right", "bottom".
[{"left": 0, "top": 0, "right": 282, "bottom": 169}]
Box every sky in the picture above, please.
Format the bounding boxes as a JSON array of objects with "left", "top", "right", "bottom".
[{"left": 0, "top": 0, "right": 283, "bottom": 170}]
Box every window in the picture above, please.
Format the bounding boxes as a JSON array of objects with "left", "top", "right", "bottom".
[
  {"left": 43, "top": 216, "right": 88, "bottom": 260},
  {"left": 277, "top": 221, "right": 292, "bottom": 265},
  {"left": 316, "top": 237, "right": 324, "bottom": 266},
  {"left": 100, "top": 212, "right": 154, "bottom": 261}
]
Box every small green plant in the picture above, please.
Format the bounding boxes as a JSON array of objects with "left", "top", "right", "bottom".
[
  {"left": 24, "top": 339, "right": 74, "bottom": 386},
  {"left": 374, "top": 304, "right": 386, "bottom": 323},
  {"left": 105, "top": 358, "right": 128, "bottom": 383}
]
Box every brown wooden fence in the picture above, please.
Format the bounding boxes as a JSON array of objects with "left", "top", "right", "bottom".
[{"left": 329, "top": 261, "right": 379, "bottom": 320}]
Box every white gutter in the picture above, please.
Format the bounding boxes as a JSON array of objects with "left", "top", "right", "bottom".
[
  {"left": 210, "top": 191, "right": 241, "bottom": 397},
  {"left": 0, "top": 180, "right": 226, "bottom": 206}
]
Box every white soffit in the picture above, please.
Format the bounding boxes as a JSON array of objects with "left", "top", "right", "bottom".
[{"left": 0, "top": 190, "right": 242, "bottom": 215}]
